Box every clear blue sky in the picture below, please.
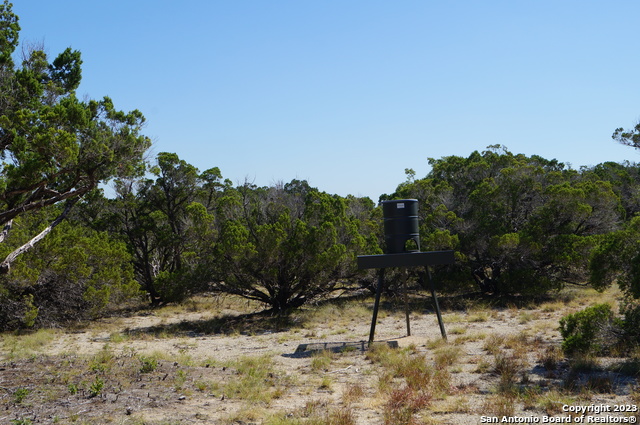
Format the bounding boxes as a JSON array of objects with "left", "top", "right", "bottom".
[{"left": 14, "top": 1, "right": 640, "bottom": 201}]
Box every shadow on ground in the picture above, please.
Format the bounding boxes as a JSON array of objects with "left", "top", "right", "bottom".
[
  {"left": 122, "top": 310, "right": 298, "bottom": 339},
  {"left": 283, "top": 340, "right": 400, "bottom": 358}
]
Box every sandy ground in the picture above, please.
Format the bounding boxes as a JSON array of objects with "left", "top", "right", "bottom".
[{"left": 1, "top": 292, "right": 638, "bottom": 424}]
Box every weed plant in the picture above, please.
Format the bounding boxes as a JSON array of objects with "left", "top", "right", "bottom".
[
  {"left": 483, "top": 334, "right": 506, "bottom": 355},
  {"left": 536, "top": 390, "right": 577, "bottom": 415},
  {"left": 263, "top": 401, "right": 355, "bottom": 425},
  {"left": 308, "top": 407, "right": 355, "bottom": 425},
  {"left": 319, "top": 375, "right": 333, "bottom": 390},
  {"left": 139, "top": 355, "right": 159, "bottom": 373},
  {"left": 88, "top": 376, "right": 104, "bottom": 398},
  {"left": 13, "top": 388, "right": 30, "bottom": 404},
  {"left": 585, "top": 375, "right": 614, "bottom": 393},
  {"left": 453, "top": 331, "right": 487, "bottom": 345},
  {"left": 384, "top": 386, "right": 432, "bottom": 425},
  {"left": 366, "top": 343, "right": 457, "bottom": 424},
  {"left": 433, "top": 345, "right": 462, "bottom": 369},
  {"left": 89, "top": 345, "right": 115, "bottom": 373},
  {"left": 468, "top": 311, "right": 490, "bottom": 322}
]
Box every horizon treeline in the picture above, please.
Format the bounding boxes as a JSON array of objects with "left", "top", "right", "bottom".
[
  {"left": 2, "top": 145, "right": 640, "bottom": 329},
  {"left": 2, "top": 0, "right": 640, "bottom": 334}
]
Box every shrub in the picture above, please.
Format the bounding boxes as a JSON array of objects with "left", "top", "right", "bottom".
[
  {"left": 0, "top": 212, "right": 141, "bottom": 330},
  {"left": 559, "top": 304, "right": 622, "bottom": 355},
  {"left": 88, "top": 376, "right": 104, "bottom": 398},
  {"left": 139, "top": 356, "right": 159, "bottom": 373},
  {"left": 621, "top": 301, "right": 640, "bottom": 346}
]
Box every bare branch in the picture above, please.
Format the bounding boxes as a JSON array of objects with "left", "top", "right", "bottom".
[
  {"left": 0, "top": 185, "right": 92, "bottom": 227},
  {"left": 0, "top": 219, "right": 12, "bottom": 244},
  {"left": 0, "top": 197, "right": 80, "bottom": 273}
]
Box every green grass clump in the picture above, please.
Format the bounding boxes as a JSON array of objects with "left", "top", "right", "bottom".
[
  {"left": 493, "top": 351, "right": 525, "bottom": 394},
  {"left": 310, "top": 350, "right": 335, "bottom": 371},
  {"left": 224, "top": 354, "right": 285, "bottom": 404},
  {"left": 88, "top": 345, "right": 115, "bottom": 372},
  {"left": 433, "top": 345, "right": 462, "bottom": 370}
]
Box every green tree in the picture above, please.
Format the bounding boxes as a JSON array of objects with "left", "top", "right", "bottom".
[
  {"left": 586, "top": 161, "right": 640, "bottom": 219},
  {"left": 587, "top": 120, "right": 640, "bottom": 346},
  {"left": 82, "top": 153, "right": 228, "bottom": 303},
  {"left": 0, "top": 1, "right": 150, "bottom": 272},
  {"left": 590, "top": 215, "right": 640, "bottom": 299},
  {"left": 392, "top": 146, "right": 621, "bottom": 296},
  {"left": 0, "top": 206, "right": 139, "bottom": 329},
  {"left": 212, "top": 180, "right": 374, "bottom": 312},
  {"left": 613, "top": 120, "right": 640, "bottom": 150}
]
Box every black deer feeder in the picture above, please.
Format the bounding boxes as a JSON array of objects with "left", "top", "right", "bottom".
[
  {"left": 382, "top": 199, "right": 421, "bottom": 254},
  {"left": 358, "top": 199, "right": 454, "bottom": 344}
]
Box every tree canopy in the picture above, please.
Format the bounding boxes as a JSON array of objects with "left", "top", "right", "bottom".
[
  {"left": 389, "top": 146, "right": 622, "bottom": 296},
  {"left": 82, "top": 152, "right": 227, "bottom": 303},
  {"left": 0, "top": 0, "right": 150, "bottom": 270},
  {"left": 211, "top": 180, "right": 378, "bottom": 312}
]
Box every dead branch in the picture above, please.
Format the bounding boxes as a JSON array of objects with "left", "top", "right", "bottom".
[{"left": 0, "top": 197, "right": 80, "bottom": 273}]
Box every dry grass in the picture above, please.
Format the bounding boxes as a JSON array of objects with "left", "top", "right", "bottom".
[
  {"left": 538, "top": 345, "right": 564, "bottom": 372},
  {"left": 2, "top": 328, "right": 59, "bottom": 359},
  {"left": 433, "top": 345, "right": 462, "bottom": 369},
  {"left": 481, "top": 394, "right": 516, "bottom": 417},
  {"left": 1, "top": 286, "right": 636, "bottom": 424},
  {"left": 311, "top": 349, "right": 336, "bottom": 371}
]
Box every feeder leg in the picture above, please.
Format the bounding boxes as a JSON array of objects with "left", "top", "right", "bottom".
[
  {"left": 368, "top": 268, "right": 385, "bottom": 345},
  {"left": 425, "top": 266, "right": 447, "bottom": 341},
  {"left": 403, "top": 270, "right": 410, "bottom": 336}
]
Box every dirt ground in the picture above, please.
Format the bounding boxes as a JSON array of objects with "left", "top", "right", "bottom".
[{"left": 1, "top": 289, "right": 638, "bottom": 425}]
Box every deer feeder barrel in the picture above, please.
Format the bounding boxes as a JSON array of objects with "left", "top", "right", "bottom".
[{"left": 382, "top": 199, "right": 420, "bottom": 254}]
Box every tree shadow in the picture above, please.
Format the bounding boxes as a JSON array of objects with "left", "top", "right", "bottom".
[
  {"left": 119, "top": 288, "right": 563, "bottom": 340},
  {"left": 526, "top": 356, "right": 639, "bottom": 397},
  {"left": 122, "top": 310, "right": 298, "bottom": 339}
]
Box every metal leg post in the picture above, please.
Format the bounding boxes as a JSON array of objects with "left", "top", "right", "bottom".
[
  {"left": 403, "top": 269, "right": 410, "bottom": 336},
  {"left": 368, "top": 268, "right": 385, "bottom": 345},
  {"left": 425, "top": 266, "right": 447, "bottom": 341}
]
